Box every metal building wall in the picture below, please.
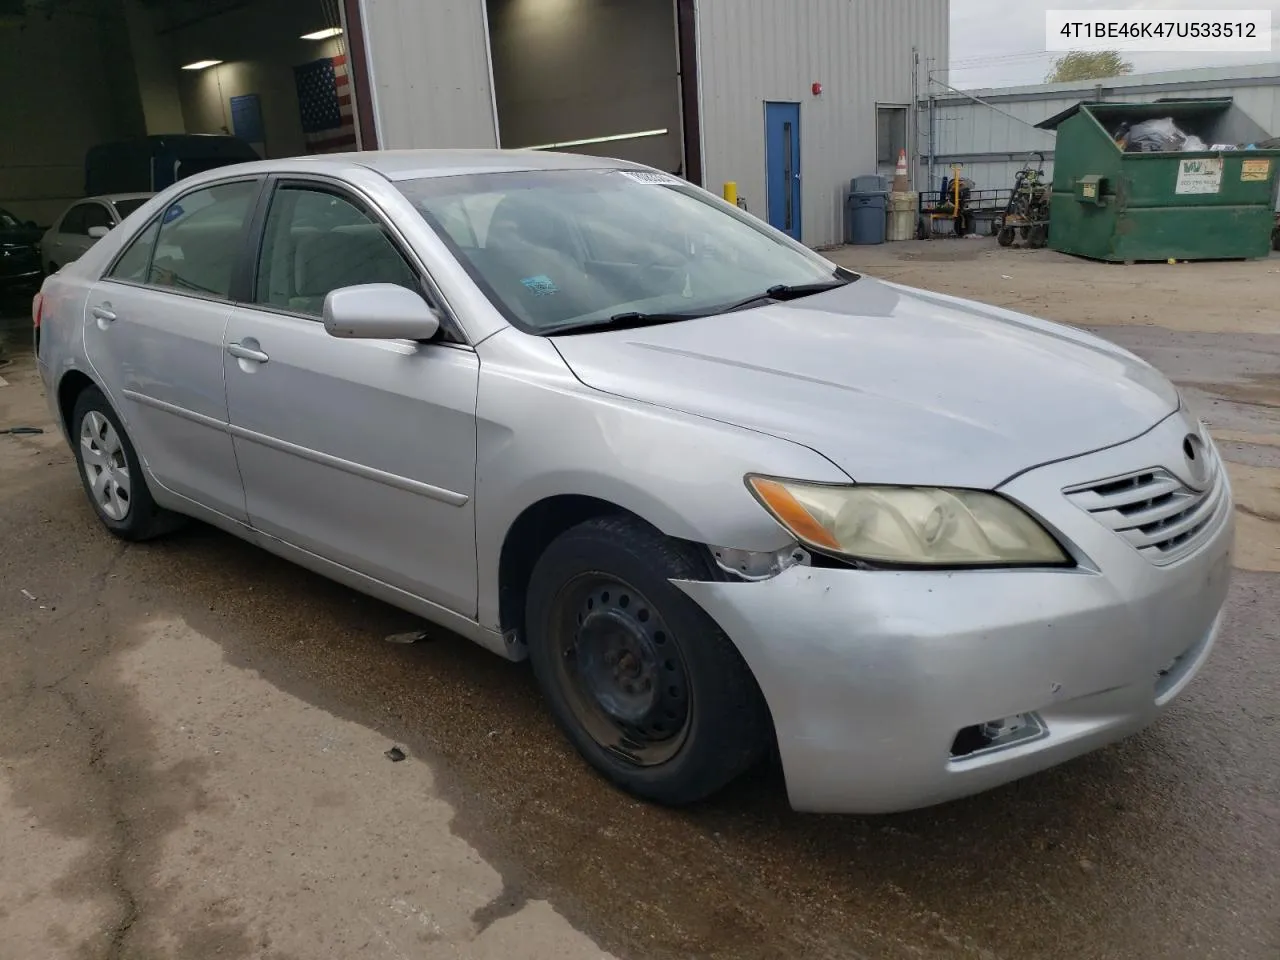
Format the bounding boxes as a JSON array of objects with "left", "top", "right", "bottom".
[
  {"left": 695, "top": 0, "right": 949, "bottom": 247},
  {"left": 923, "top": 63, "right": 1280, "bottom": 199},
  {"left": 358, "top": 0, "right": 498, "bottom": 149}
]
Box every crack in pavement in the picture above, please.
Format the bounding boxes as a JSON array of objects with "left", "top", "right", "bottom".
[{"left": 52, "top": 684, "right": 141, "bottom": 960}]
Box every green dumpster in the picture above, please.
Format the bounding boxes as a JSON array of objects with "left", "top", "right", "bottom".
[{"left": 1036, "top": 99, "right": 1280, "bottom": 261}]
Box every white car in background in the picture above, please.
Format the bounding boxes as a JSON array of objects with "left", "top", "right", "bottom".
[{"left": 41, "top": 194, "right": 152, "bottom": 273}]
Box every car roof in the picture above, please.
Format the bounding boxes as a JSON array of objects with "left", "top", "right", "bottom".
[
  {"left": 64, "top": 194, "right": 153, "bottom": 206},
  {"left": 186, "top": 149, "right": 648, "bottom": 184}
]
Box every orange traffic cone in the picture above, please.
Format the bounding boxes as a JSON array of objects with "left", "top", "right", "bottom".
[{"left": 892, "top": 148, "right": 909, "bottom": 193}]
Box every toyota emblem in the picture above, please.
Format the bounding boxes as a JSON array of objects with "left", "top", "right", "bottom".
[{"left": 1182, "top": 433, "right": 1210, "bottom": 490}]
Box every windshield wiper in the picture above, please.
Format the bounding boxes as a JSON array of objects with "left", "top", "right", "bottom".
[
  {"left": 544, "top": 311, "right": 707, "bottom": 336},
  {"left": 721, "top": 276, "right": 856, "bottom": 314}
]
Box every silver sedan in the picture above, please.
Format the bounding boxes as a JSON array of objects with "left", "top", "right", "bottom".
[
  {"left": 40, "top": 193, "right": 153, "bottom": 274},
  {"left": 34, "top": 151, "right": 1234, "bottom": 814}
]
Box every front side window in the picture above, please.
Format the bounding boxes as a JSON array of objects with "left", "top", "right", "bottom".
[
  {"left": 255, "top": 185, "right": 419, "bottom": 317},
  {"left": 60, "top": 204, "right": 90, "bottom": 235},
  {"left": 396, "top": 169, "right": 845, "bottom": 334},
  {"left": 147, "top": 180, "right": 258, "bottom": 299},
  {"left": 82, "top": 203, "right": 112, "bottom": 233}
]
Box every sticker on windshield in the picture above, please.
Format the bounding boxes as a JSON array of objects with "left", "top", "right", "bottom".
[
  {"left": 162, "top": 203, "right": 184, "bottom": 223},
  {"left": 521, "top": 274, "right": 559, "bottom": 296},
  {"left": 617, "top": 170, "right": 683, "bottom": 186}
]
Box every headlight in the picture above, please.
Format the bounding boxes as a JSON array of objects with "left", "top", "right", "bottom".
[{"left": 746, "top": 477, "right": 1068, "bottom": 567}]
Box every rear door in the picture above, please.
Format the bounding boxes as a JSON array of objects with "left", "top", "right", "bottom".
[
  {"left": 222, "top": 178, "right": 480, "bottom": 616},
  {"left": 82, "top": 177, "right": 262, "bottom": 523}
]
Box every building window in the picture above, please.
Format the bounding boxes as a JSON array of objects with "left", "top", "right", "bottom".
[{"left": 877, "top": 106, "right": 908, "bottom": 166}]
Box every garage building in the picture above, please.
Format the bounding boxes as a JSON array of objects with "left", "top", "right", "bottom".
[{"left": 1, "top": 0, "right": 947, "bottom": 248}]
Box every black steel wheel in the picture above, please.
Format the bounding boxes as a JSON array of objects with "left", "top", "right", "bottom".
[
  {"left": 549, "top": 573, "right": 691, "bottom": 766},
  {"left": 997, "top": 225, "right": 1015, "bottom": 247},
  {"left": 525, "top": 516, "right": 771, "bottom": 805}
]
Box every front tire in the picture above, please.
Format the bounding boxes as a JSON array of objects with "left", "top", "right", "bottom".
[
  {"left": 525, "top": 516, "right": 771, "bottom": 805},
  {"left": 71, "top": 386, "right": 183, "bottom": 540}
]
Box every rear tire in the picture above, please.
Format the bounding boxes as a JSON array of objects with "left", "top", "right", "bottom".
[
  {"left": 997, "top": 225, "right": 1015, "bottom": 247},
  {"left": 71, "top": 386, "right": 184, "bottom": 541},
  {"left": 525, "top": 516, "right": 771, "bottom": 805}
]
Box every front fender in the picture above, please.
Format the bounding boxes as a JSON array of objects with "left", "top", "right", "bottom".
[{"left": 473, "top": 330, "right": 850, "bottom": 631}]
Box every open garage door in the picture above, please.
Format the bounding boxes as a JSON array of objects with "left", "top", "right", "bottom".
[
  {"left": 0, "top": 0, "right": 368, "bottom": 233},
  {"left": 484, "top": 0, "right": 691, "bottom": 179}
]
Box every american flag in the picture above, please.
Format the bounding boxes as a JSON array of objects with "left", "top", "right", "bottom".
[{"left": 294, "top": 54, "right": 358, "bottom": 153}]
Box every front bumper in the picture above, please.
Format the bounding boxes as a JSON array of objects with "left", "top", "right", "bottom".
[{"left": 677, "top": 412, "right": 1235, "bottom": 814}]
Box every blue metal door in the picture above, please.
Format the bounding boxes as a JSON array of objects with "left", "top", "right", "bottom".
[{"left": 765, "top": 102, "right": 802, "bottom": 239}]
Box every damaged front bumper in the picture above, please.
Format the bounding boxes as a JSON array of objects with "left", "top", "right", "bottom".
[{"left": 677, "top": 422, "right": 1235, "bottom": 814}]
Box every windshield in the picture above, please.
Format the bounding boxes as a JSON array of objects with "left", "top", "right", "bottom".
[
  {"left": 396, "top": 169, "right": 847, "bottom": 334},
  {"left": 0, "top": 208, "right": 19, "bottom": 228},
  {"left": 111, "top": 197, "right": 149, "bottom": 220}
]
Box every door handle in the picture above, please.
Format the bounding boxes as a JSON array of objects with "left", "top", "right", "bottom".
[
  {"left": 91, "top": 306, "right": 116, "bottom": 322},
  {"left": 227, "top": 342, "right": 269, "bottom": 364}
]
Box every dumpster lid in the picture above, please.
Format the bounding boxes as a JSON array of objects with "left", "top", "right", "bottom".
[{"left": 1035, "top": 97, "right": 1235, "bottom": 131}]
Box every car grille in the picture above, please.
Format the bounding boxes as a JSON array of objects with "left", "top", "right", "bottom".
[{"left": 1064, "top": 453, "right": 1228, "bottom": 565}]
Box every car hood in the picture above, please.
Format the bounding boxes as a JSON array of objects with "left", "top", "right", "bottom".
[{"left": 550, "top": 277, "right": 1179, "bottom": 488}]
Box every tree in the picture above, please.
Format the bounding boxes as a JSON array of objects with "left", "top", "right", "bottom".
[{"left": 1045, "top": 51, "right": 1134, "bottom": 83}]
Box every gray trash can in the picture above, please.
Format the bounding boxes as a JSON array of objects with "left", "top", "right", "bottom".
[{"left": 846, "top": 176, "right": 889, "bottom": 244}]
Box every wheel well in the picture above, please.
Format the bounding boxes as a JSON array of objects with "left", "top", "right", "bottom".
[
  {"left": 57, "top": 370, "right": 96, "bottom": 437},
  {"left": 499, "top": 495, "right": 645, "bottom": 639}
]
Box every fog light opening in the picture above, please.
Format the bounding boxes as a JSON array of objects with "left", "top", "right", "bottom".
[{"left": 950, "top": 712, "right": 1046, "bottom": 760}]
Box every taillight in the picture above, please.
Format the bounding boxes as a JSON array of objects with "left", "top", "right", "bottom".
[{"left": 32, "top": 291, "right": 43, "bottom": 329}]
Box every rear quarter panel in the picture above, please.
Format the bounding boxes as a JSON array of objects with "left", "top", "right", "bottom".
[{"left": 36, "top": 268, "right": 95, "bottom": 437}]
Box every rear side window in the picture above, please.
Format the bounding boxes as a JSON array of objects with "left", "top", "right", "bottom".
[
  {"left": 147, "top": 180, "right": 258, "bottom": 300},
  {"left": 108, "top": 220, "right": 161, "bottom": 284}
]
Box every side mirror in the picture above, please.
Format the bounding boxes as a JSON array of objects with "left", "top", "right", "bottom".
[
  {"left": 87, "top": 225, "right": 110, "bottom": 239},
  {"left": 322, "top": 283, "right": 441, "bottom": 341}
]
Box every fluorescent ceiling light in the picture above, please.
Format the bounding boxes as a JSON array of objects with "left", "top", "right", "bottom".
[
  {"left": 182, "top": 60, "right": 223, "bottom": 70},
  {"left": 524, "top": 128, "right": 668, "bottom": 151},
  {"left": 301, "top": 27, "right": 344, "bottom": 40}
]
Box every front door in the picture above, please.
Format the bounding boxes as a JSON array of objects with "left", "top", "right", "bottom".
[
  {"left": 222, "top": 179, "right": 480, "bottom": 617},
  {"left": 765, "top": 101, "right": 802, "bottom": 240},
  {"left": 83, "top": 178, "right": 261, "bottom": 524}
]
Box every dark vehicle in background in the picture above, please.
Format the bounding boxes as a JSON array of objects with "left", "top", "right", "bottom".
[
  {"left": 84, "top": 134, "right": 260, "bottom": 196},
  {"left": 0, "top": 206, "right": 44, "bottom": 292}
]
